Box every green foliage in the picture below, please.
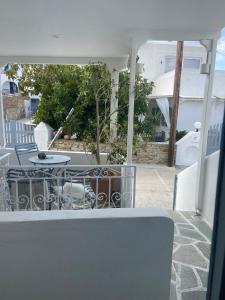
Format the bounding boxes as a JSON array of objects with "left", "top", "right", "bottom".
[
  {"left": 176, "top": 130, "right": 188, "bottom": 141},
  {"left": 6, "top": 64, "right": 82, "bottom": 129},
  {"left": 6, "top": 63, "right": 156, "bottom": 163},
  {"left": 139, "top": 110, "right": 161, "bottom": 141},
  {"left": 64, "top": 64, "right": 111, "bottom": 140},
  {"left": 117, "top": 71, "right": 154, "bottom": 139},
  {"left": 107, "top": 137, "right": 127, "bottom": 164}
]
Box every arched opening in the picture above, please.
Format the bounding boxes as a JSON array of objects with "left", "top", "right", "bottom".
[{"left": 2, "top": 80, "right": 18, "bottom": 95}]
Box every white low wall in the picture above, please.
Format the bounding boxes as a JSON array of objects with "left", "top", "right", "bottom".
[
  {"left": 0, "top": 208, "right": 174, "bottom": 300},
  {"left": 34, "top": 122, "right": 54, "bottom": 150},
  {"left": 175, "top": 150, "right": 220, "bottom": 228},
  {"left": 201, "top": 151, "right": 219, "bottom": 227},
  {"left": 175, "top": 162, "right": 198, "bottom": 211},
  {"left": 175, "top": 131, "right": 200, "bottom": 166},
  {"left": 0, "top": 147, "right": 107, "bottom": 166}
]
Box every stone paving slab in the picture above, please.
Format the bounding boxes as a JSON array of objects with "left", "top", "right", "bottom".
[
  {"left": 182, "top": 291, "right": 206, "bottom": 300},
  {"left": 177, "top": 223, "right": 195, "bottom": 230},
  {"left": 134, "top": 165, "right": 212, "bottom": 300},
  {"left": 191, "top": 220, "right": 212, "bottom": 241},
  {"left": 196, "top": 242, "right": 211, "bottom": 260},
  {"left": 168, "top": 211, "right": 211, "bottom": 300},
  {"left": 197, "top": 270, "right": 208, "bottom": 288},
  {"left": 180, "top": 265, "right": 198, "bottom": 290},
  {"left": 178, "top": 228, "right": 208, "bottom": 242},
  {"left": 173, "top": 244, "right": 208, "bottom": 269},
  {"left": 170, "top": 282, "right": 178, "bottom": 300}
]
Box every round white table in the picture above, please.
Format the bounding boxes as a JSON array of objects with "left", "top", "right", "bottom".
[{"left": 29, "top": 154, "right": 71, "bottom": 166}]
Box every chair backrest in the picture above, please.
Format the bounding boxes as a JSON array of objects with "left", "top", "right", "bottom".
[
  {"left": 15, "top": 143, "right": 38, "bottom": 165},
  {"left": 6, "top": 168, "right": 51, "bottom": 211}
]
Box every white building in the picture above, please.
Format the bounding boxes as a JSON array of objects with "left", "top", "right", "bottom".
[
  {"left": 138, "top": 41, "right": 225, "bottom": 134},
  {"left": 0, "top": 72, "right": 19, "bottom": 95}
]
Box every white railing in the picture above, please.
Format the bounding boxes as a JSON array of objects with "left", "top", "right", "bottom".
[
  {"left": 0, "top": 153, "right": 11, "bottom": 210},
  {"left": 0, "top": 153, "right": 11, "bottom": 166},
  {"left": 207, "top": 123, "right": 222, "bottom": 155},
  {"left": 5, "top": 120, "right": 35, "bottom": 147},
  {"left": 0, "top": 164, "right": 136, "bottom": 211}
]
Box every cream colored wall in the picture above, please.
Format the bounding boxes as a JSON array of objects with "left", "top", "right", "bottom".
[{"left": 138, "top": 42, "right": 206, "bottom": 81}]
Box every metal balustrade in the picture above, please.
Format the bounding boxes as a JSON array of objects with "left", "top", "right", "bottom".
[
  {"left": 0, "top": 164, "right": 136, "bottom": 211},
  {"left": 207, "top": 123, "right": 222, "bottom": 155}
]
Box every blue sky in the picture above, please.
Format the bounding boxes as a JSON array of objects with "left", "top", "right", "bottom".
[{"left": 216, "top": 28, "right": 225, "bottom": 70}]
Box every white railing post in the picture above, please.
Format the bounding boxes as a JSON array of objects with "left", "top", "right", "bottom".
[
  {"left": 195, "top": 38, "right": 218, "bottom": 213},
  {"left": 127, "top": 46, "right": 138, "bottom": 165},
  {"left": 110, "top": 69, "right": 119, "bottom": 142},
  {"left": 0, "top": 66, "right": 6, "bottom": 148}
]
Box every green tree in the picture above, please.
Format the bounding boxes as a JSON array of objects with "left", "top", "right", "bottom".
[
  {"left": 64, "top": 63, "right": 112, "bottom": 163},
  {"left": 6, "top": 64, "right": 82, "bottom": 129},
  {"left": 6, "top": 63, "right": 155, "bottom": 163},
  {"left": 118, "top": 71, "right": 154, "bottom": 139}
]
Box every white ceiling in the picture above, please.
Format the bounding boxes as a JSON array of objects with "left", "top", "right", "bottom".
[{"left": 0, "top": 0, "right": 225, "bottom": 59}]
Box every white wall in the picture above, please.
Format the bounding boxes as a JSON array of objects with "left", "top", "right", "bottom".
[
  {"left": 177, "top": 101, "right": 202, "bottom": 131},
  {"left": 34, "top": 122, "right": 54, "bottom": 150},
  {"left": 139, "top": 42, "right": 225, "bottom": 133},
  {"left": 202, "top": 151, "right": 220, "bottom": 228},
  {"left": 151, "top": 69, "right": 225, "bottom": 132},
  {"left": 0, "top": 147, "right": 108, "bottom": 166},
  {"left": 175, "top": 151, "right": 220, "bottom": 228},
  {"left": 152, "top": 69, "right": 225, "bottom": 100},
  {"left": 0, "top": 74, "right": 5, "bottom": 147},
  {"left": 175, "top": 131, "right": 200, "bottom": 166},
  {"left": 138, "top": 42, "right": 206, "bottom": 81},
  {"left": 175, "top": 162, "right": 198, "bottom": 211},
  {"left": 213, "top": 70, "right": 225, "bottom": 99},
  {"left": 177, "top": 99, "right": 225, "bottom": 132},
  {"left": 209, "top": 100, "right": 225, "bottom": 125},
  {"left": 0, "top": 208, "right": 174, "bottom": 300}
]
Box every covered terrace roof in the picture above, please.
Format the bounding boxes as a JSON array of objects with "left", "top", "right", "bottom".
[{"left": 0, "top": 0, "right": 225, "bottom": 65}]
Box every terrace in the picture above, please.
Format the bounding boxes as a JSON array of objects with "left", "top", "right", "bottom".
[
  {"left": 0, "top": 0, "right": 225, "bottom": 299},
  {"left": 0, "top": 149, "right": 136, "bottom": 209},
  {"left": 0, "top": 147, "right": 212, "bottom": 300}
]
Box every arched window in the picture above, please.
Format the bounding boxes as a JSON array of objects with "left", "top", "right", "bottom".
[{"left": 2, "top": 81, "right": 19, "bottom": 95}]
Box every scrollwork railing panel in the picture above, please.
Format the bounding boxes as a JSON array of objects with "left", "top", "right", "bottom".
[{"left": 1, "top": 164, "right": 136, "bottom": 211}]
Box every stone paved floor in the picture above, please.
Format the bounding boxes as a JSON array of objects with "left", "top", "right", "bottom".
[
  {"left": 168, "top": 210, "right": 212, "bottom": 300},
  {"left": 135, "top": 164, "right": 180, "bottom": 210},
  {"left": 135, "top": 164, "right": 212, "bottom": 299}
]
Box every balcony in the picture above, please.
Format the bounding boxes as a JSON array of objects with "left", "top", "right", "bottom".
[
  {"left": 0, "top": 148, "right": 212, "bottom": 300},
  {"left": 0, "top": 150, "right": 136, "bottom": 211}
]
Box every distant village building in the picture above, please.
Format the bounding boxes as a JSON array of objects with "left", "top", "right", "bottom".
[
  {"left": 139, "top": 41, "right": 225, "bottom": 137},
  {"left": 0, "top": 71, "right": 39, "bottom": 120}
]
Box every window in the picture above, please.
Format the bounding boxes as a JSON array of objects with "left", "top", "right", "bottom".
[
  {"left": 165, "top": 56, "right": 176, "bottom": 73},
  {"left": 183, "top": 58, "right": 201, "bottom": 69},
  {"left": 2, "top": 81, "right": 18, "bottom": 95},
  {"left": 165, "top": 56, "right": 201, "bottom": 73}
]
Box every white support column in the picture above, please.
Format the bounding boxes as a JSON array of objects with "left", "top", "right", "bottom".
[
  {"left": 195, "top": 39, "right": 217, "bottom": 213},
  {"left": 0, "top": 66, "right": 6, "bottom": 148},
  {"left": 127, "top": 46, "right": 137, "bottom": 165},
  {"left": 110, "top": 69, "right": 119, "bottom": 141}
]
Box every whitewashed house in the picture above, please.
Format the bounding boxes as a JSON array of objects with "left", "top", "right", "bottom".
[
  {"left": 0, "top": 72, "right": 19, "bottom": 95},
  {"left": 139, "top": 41, "right": 225, "bottom": 134}
]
